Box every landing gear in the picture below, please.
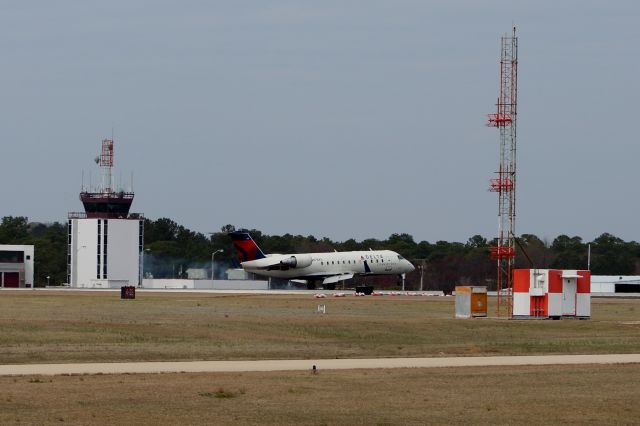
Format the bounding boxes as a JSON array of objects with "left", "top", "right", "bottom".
[
  {"left": 399, "top": 273, "right": 406, "bottom": 291},
  {"left": 355, "top": 285, "right": 374, "bottom": 295}
]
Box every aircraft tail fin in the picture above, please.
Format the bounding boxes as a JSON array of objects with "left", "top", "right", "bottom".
[{"left": 229, "top": 230, "right": 267, "bottom": 262}]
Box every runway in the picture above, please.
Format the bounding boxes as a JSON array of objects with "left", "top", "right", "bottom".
[{"left": 1, "top": 353, "right": 639, "bottom": 376}]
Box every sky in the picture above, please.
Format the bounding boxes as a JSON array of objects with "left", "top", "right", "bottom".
[{"left": 1, "top": 1, "right": 639, "bottom": 244}]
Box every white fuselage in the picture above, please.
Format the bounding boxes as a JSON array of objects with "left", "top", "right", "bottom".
[{"left": 241, "top": 250, "right": 414, "bottom": 280}]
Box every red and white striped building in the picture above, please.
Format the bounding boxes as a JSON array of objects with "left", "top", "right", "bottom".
[{"left": 513, "top": 269, "right": 590, "bottom": 318}]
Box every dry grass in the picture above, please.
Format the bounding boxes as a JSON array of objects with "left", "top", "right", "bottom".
[
  {"left": 1, "top": 291, "right": 639, "bottom": 425},
  {"left": 0, "top": 291, "right": 639, "bottom": 364},
  {"left": 1, "top": 364, "right": 639, "bottom": 425}
]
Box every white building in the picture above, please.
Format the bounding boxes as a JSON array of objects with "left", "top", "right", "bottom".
[
  {"left": 186, "top": 268, "right": 208, "bottom": 279},
  {"left": 591, "top": 276, "right": 640, "bottom": 294},
  {"left": 227, "top": 268, "right": 251, "bottom": 280},
  {"left": 68, "top": 217, "right": 143, "bottom": 288},
  {"left": 0, "top": 245, "right": 34, "bottom": 288}
]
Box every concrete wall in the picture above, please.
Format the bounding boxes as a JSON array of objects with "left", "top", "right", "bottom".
[
  {"left": 107, "top": 220, "right": 141, "bottom": 284},
  {"left": 73, "top": 279, "right": 130, "bottom": 289},
  {"left": 142, "top": 279, "right": 269, "bottom": 290}
]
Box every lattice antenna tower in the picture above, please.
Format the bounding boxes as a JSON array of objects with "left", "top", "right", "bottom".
[
  {"left": 487, "top": 27, "right": 518, "bottom": 317},
  {"left": 96, "top": 139, "right": 114, "bottom": 193}
]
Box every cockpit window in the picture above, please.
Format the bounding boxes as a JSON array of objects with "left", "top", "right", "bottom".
[{"left": 397, "top": 255, "right": 405, "bottom": 260}]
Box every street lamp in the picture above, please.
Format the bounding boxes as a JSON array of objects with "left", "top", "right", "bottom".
[
  {"left": 211, "top": 249, "right": 223, "bottom": 280},
  {"left": 415, "top": 259, "right": 426, "bottom": 292},
  {"left": 46, "top": 275, "right": 50, "bottom": 287}
]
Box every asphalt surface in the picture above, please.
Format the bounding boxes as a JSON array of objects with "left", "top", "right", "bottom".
[{"left": 1, "top": 354, "right": 639, "bottom": 376}]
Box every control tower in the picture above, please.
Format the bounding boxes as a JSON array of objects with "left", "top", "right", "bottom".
[{"left": 67, "top": 139, "right": 143, "bottom": 288}]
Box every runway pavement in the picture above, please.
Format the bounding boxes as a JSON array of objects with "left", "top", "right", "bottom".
[{"left": 1, "top": 354, "right": 639, "bottom": 376}]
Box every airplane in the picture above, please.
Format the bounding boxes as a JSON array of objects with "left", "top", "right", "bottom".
[{"left": 229, "top": 230, "right": 415, "bottom": 291}]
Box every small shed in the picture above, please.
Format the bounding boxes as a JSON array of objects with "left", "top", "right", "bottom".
[
  {"left": 513, "top": 269, "right": 590, "bottom": 319},
  {"left": 455, "top": 286, "right": 488, "bottom": 318}
]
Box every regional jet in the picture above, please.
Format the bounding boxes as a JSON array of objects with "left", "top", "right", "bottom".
[{"left": 229, "top": 230, "right": 415, "bottom": 290}]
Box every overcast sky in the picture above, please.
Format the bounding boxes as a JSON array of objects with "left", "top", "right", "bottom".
[{"left": 1, "top": 1, "right": 638, "bottom": 243}]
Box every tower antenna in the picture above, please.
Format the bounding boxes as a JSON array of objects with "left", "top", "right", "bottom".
[{"left": 487, "top": 27, "right": 518, "bottom": 317}]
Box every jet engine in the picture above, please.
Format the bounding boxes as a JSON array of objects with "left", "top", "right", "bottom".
[{"left": 279, "top": 254, "right": 312, "bottom": 269}]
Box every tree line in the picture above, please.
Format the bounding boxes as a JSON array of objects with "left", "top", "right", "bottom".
[{"left": 2, "top": 216, "right": 639, "bottom": 291}]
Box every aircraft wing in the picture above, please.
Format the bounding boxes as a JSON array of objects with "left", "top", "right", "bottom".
[
  {"left": 322, "top": 274, "right": 354, "bottom": 284},
  {"left": 290, "top": 273, "right": 355, "bottom": 284}
]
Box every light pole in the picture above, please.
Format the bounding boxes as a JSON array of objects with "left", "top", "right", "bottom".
[
  {"left": 211, "top": 249, "right": 223, "bottom": 280},
  {"left": 46, "top": 275, "right": 50, "bottom": 287},
  {"left": 415, "top": 259, "right": 426, "bottom": 292}
]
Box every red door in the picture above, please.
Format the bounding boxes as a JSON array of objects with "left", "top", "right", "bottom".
[{"left": 3, "top": 272, "right": 19, "bottom": 288}]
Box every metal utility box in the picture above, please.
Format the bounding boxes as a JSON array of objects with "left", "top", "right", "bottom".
[
  {"left": 455, "top": 286, "right": 487, "bottom": 318},
  {"left": 120, "top": 286, "right": 136, "bottom": 300}
]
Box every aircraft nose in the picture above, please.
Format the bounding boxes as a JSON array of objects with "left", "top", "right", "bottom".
[{"left": 406, "top": 261, "right": 415, "bottom": 272}]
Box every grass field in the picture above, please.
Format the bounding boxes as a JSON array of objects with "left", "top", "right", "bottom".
[
  {"left": 1, "top": 364, "right": 639, "bottom": 425},
  {"left": 0, "top": 290, "right": 639, "bottom": 364},
  {"left": 1, "top": 291, "right": 639, "bottom": 425}
]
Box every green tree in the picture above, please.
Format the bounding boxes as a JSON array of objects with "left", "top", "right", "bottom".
[
  {"left": 0, "top": 216, "right": 29, "bottom": 243},
  {"left": 589, "top": 233, "right": 635, "bottom": 274},
  {"left": 30, "top": 223, "right": 67, "bottom": 286},
  {"left": 466, "top": 235, "right": 487, "bottom": 248},
  {"left": 550, "top": 235, "right": 586, "bottom": 270},
  {"left": 515, "top": 234, "right": 553, "bottom": 269},
  {"left": 144, "top": 217, "right": 180, "bottom": 244},
  {"left": 386, "top": 233, "right": 417, "bottom": 258},
  {"left": 220, "top": 224, "right": 236, "bottom": 233}
]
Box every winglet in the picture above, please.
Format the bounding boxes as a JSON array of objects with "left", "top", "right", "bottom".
[{"left": 229, "top": 230, "right": 267, "bottom": 262}]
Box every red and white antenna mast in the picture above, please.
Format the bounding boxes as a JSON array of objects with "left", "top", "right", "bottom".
[
  {"left": 487, "top": 27, "right": 518, "bottom": 317},
  {"left": 98, "top": 139, "right": 114, "bottom": 193}
]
